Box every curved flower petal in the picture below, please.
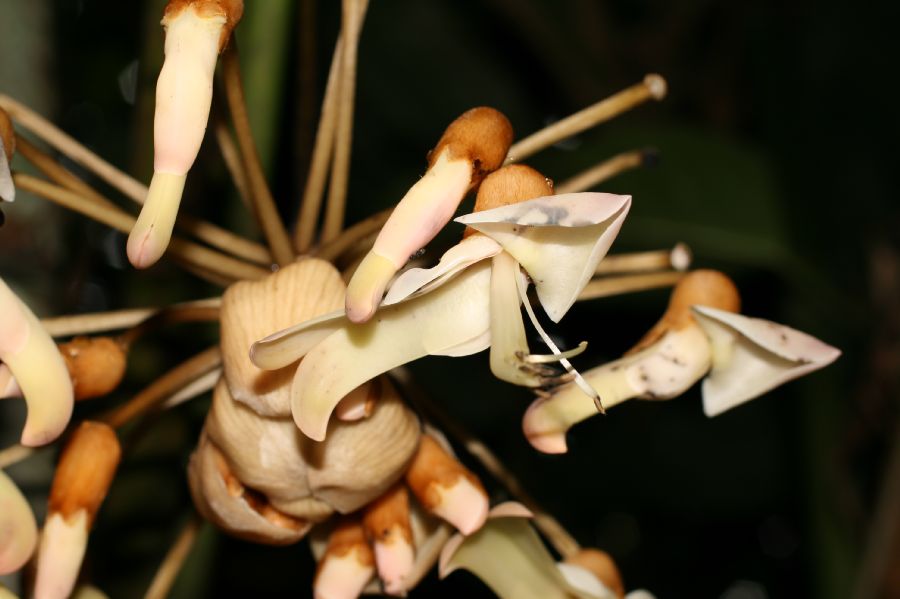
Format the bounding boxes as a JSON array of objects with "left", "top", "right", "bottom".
[
  {"left": 383, "top": 234, "right": 502, "bottom": 305},
  {"left": 439, "top": 502, "right": 611, "bottom": 599},
  {"left": 691, "top": 305, "right": 841, "bottom": 417},
  {"left": 292, "top": 262, "right": 492, "bottom": 441},
  {"left": 0, "top": 470, "right": 37, "bottom": 575},
  {"left": 456, "top": 192, "right": 631, "bottom": 322},
  {"left": 0, "top": 278, "right": 73, "bottom": 447}
]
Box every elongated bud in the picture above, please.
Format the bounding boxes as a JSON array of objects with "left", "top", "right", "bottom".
[
  {"left": 0, "top": 107, "right": 15, "bottom": 203},
  {"left": 59, "top": 337, "right": 127, "bottom": 400},
  {"left": 0, "top": 277, "right": 74, "bottom": 446},
  {"left": 128, "top": 0, "right": 243, "bottom": 268},
  {"left": 0, "top": 469, "right": 37, "bottom": 575},
  {"left": 314, "top": 518, "right": 375, "bottom": 599},
  {"left": 345, "top": 107, "right": 512, "bottom": 323},
  {"left": 35, "top": 421, "right": 121, "bottom": 599},
  {"left": 363, "top": 485, "right": 415, "bottom": 595},
  {"left": 405, "top": 435, "right": 488, "bottom": 535}
]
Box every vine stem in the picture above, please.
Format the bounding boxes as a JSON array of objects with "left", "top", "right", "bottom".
[
  {"left": 221, "top": 41, "right": 295, "bottom": 266},
  {"left": 143, "top": 515, "right": 203, "bottom": 599},
  {"left": 13, "top": 174, "right": 268, "bottom": 282},
  {"left": 505, "top": 74, "right": 667, "bottom": 164},
  {"left": 0, "top": 95, "right": 271, "bottom": 266},
  {"left": 578, "top": 271, "right": 685, "bottom": 301},
  {"left": 321, "top": 0, "right": 370, "bottom": 242},
  {"left": 103, "top": 346, "right": 222, "bottom": 429},
  {"left": 40, "top": 298, "right": 222, "bottom": 338}
]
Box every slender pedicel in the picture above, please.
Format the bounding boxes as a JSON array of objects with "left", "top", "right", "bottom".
[
  {"left": 363, "top": 484, "right": 415, "bottom": 596},
  {"left": 345, "top": 107, "right": 513, "bottom": 323},
  {"left": 523, "top": 270, "right": 740, "bottom": 453},
  {"left": 34, "top": 422, "right": 121, "bottom": 599},
  {"left": 405, "top": 435, "right": 489, "bottom": 535},
  {"left": 314, "top": 517, "right": 376, "bottom": 599},
  {"left": 0, "top": 277, "right": 73, "bottom": 446},
  {"left": 0, "top": 107, "right": 16, "bottom": 203},
  {"left": 0, "top": 469, "right": 37, "bottom": 575},
  {"left": 128, "top": 0, "right": 243, "bottom": 268}
]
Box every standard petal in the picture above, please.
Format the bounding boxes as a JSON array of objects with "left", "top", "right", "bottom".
[
  {"left": 438, "top": 502, "right": 609, "bottom": 599},
  {"left": 691, "top": 306, "right": 841, "bottom": 416},
  {"left": 292, "top": 262, "right": 492, "bottom": 441},
  {"left": 456, "top": 192, "right": 631, "bottom": 322},
  {"left": 0, "top": 278, "right": 73, "bottom": 447}
]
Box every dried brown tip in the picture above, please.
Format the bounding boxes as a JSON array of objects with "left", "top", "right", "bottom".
[
  {"left": 163, "top": 0, "right": 244, "bottom": 50},
  {"left": 428, "top": 107, "right": 514, "bottom": 186},
  {"left": 629, "top": 269, "right": 741, "bottom": 353},
  {"left": 58, "top": 337, "right": 127, "bottom": 401},
  {"left": 0, "top": 108, "right": 13, "bottom": 160},
  {"left": 404, "top": 435, "right": 488, "bottom": 535},
  {"left": 49, "top": 421, "right": 121, "bottom": 527},
  {"left": 564, "top": 549, "right": 625, "bottom": 599},
  {"left": 463, "top": 164, "right": 553, "bottom": 238}
]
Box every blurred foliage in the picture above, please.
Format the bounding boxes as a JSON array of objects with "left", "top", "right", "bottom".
[{"left": 0, "top": 0, "right": 897, "bottom": 598}]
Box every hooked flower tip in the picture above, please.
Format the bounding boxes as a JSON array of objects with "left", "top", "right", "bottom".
[
  {"left": 127, "top": 172, "right": 186, "bottom": 268},
  {"left": 345, "top": 252, "right": 397, "bottom": 323}
]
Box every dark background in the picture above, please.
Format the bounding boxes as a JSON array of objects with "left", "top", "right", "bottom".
[{"left": 0, "top": 1, "right": 897, "bottom": 597}]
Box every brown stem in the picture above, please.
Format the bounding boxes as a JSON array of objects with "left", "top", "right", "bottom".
[
  {"left": 13, "top": 173, "right": 268, "bottom": 282},
  {"left": 313, "top": 205, "right": 391, "bottom": 262},
  {"left": 143, "top": 515, "right": 203, "bottom": 599},
  {"left": 117, "top": 304, "right": 221, "bottom": 350},
  {"left": 555, "top": 148, "right": 649, "bottom": 194},
  {"left": 505, "top": 74, "right": 667, "bottom": 164},
  {"left": 221, "top": 41, "right": 295, "bottom": 266},
  {"left": 596, "top": 243, "right": 691, "bottom": 276},
  {"left": 0, "top": 444, "right": 34, "bottom": 469},
  {"left": 40, "top": 298, "right": 222, "bottom": 338},
  {"left": 577, "top": 271, "right": 685, "bottom": 301},
  {"left": 211, "top": 105, "right": 253, "bottom": 211},
  {"left": 103, "top": 346, "right": 222, "bottom": 429},
  {"left": 321, "top": 0, "right": 370, "bottom": 242},
  {"left": 294, "top": 37, "right": 343, "bottom": 252}
]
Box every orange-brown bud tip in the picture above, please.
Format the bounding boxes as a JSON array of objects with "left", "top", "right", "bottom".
[
  {"left": 667, "top": 269, "right": 741, "bottom": 326},
  {"left": 49, "top": 421, "right": 121, "bottom": 527},
  {"left": 464, "top": 164, "right": 553, "bottom": 238},
  {"left": 0, "top": 108, "right": 14, "bottom": 160},
  {"left": 59, "top": 337, "right": 127, "bottom": 401},
  {"left": 564, "top": 549, "right": 625, "bottom": 598},
  {"left": 163, "top": 0, "right": 244, "bottom": 50},
  {"left": 429, "top": 107, "right": 513, "bottom": 186}
]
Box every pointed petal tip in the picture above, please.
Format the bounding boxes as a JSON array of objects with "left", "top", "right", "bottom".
[
  {"left": 127, "top": 171, "right": 186, "bottom": 269},
  {"left": 431, "top": 477, "right": 489, "bottom": 535},
  {"left": 345, "top": 252, "right": 397, "bottom": 323}
]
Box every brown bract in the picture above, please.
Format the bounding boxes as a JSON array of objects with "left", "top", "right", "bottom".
[
  {"left": 323, "top": 518, "right": 376, "bottom": 566},
  {"left": 48, "top": 421, "right": 121, "bottom": 526},
  {"left": 163, "top": 0, "right": 244, "bottom": 50},
  {"left": 428, "top": 107, "right": 513, "bottom": 187},
  {"left": 59, "top": 337, "right": 127, "bottom": 401},
  {"left": 363, "top": 484, "right": 413, "bottom": 545},
  {"left": 0, "top": 108, "right": 13, "bottom": 160},
  {"left": 629, "top": 269, "right": 741, "bottom": 354},
  {"left": 564, "top": 549, "right": 625, "bottom": 598}
]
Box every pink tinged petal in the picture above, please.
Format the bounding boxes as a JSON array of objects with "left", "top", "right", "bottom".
[
  {"left": 691, "top": 306, "right": 841, "bottom": 416},
  {"left": 33, "top": 511, "right": 88, "bottom": 599},
  {"left": 456, "top": 192, "right": 632, "bottom": 322},
  {"left": 333, "top": 382, "right": 375, "bottom": 421},
  {"left": 373, "top": 533, "right": 415, "bottom": 595},
  {"left": 383, "top": 234, "right": 502, "bottom": 305},
  {"left": 291, "top": 263, "right": 492, "bottom": 441},
  {"left": 345, "top": 151, "right": 472, "bottom": 323},
  {"left": 0, "top": 364, "right": 22, "bottom": 398},
  {"left": 428, "top": 476, "right": 490, "bottom": 536},
  {"left": 129, "top": 7, "right": 224, "bottom": 269},
  {"left": 0, "top": 278, "right": 74, "bottom": 447},
  {"left": 0, "top": 470, "right": 37, "bottom": 575},
  {"left": 522, "top": 326, "right": 711, "bottom": 454},
  {"left": 313, "top": 549, "right": 375, "bottom": 599},
  {"left": 439, "top": 502, "right": 603, "bottom": 599},
  {"left": 0, "top": 139, "right": 14, "bottom": 203}
]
